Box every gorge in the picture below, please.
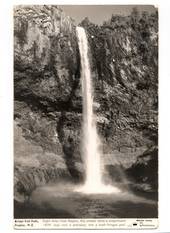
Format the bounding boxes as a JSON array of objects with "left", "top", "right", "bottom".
[{"left": 14, "top": 5, "right": 158, "bottom": 218}]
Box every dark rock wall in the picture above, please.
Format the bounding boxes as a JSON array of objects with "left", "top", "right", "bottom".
[
  {"left": 80, "top": 13, "right": 158, "bottom": 152},
  {"left": 14, "top": 6, "right": 158, "bottom": 201},
  {"left": 14, "top": 5, "right": 82, "bottom": 201}
]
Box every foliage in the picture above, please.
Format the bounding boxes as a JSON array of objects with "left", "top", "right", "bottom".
[{"left": 80, "top": 8, "right": 158, "bottom": 149}]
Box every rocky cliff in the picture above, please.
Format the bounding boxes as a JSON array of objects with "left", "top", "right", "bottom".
[{"left": 14, "top": 6, "right": 158, "bottom": 202}]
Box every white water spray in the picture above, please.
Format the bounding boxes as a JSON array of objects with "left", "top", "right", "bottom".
[{"left": 76, "top": 27, "right": 120, "bottom": 194}]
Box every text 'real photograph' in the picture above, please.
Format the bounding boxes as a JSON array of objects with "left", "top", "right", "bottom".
[{"left": 14, "top": 5, "right": 158, "bottom": 229}]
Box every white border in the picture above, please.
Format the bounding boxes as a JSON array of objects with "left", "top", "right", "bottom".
[{"left": 1, "top": 0, "right": 170, "bottom": 232}]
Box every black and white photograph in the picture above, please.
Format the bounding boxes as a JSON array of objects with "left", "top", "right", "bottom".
[{"left": 14, "top": 4, "right": 158, "bottom": 225}]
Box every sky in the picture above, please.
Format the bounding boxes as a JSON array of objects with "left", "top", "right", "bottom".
[{"left": 60, "top": 5, "right": 157, "bottom": 25}]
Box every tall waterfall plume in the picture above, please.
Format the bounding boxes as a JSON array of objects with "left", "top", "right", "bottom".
[{"left": 76, "top": 26, "right": 120, "bottom": 194}]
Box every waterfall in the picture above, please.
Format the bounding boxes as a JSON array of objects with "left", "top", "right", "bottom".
[
  {"left": 76, "top": 26, "right": 102, "bottom": 189},
  {"left": 76, "top": 26, "right": 120, "bottom": 194}
]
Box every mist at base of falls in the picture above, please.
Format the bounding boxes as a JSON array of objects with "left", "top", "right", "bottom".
[
  {"left": 14, "top": 182, "right": 157, "bottom": 219},
  {"left": 75, "top": 184, "right": 120, "bottom": 194}
]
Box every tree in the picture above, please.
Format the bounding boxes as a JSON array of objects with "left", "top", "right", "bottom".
[{"left": 131, "top": 7, "right": 140, "bottom": 29}]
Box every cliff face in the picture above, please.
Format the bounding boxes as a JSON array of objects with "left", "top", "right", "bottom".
[
  {"left": 14, "top": 6, "right": 158, "bottom": 202},
  {"left": 14, "top": 5, "right": 83, "bottom": 201},
  {"left": 80, "top": 13, "right": 158, "bottom": 152}
]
